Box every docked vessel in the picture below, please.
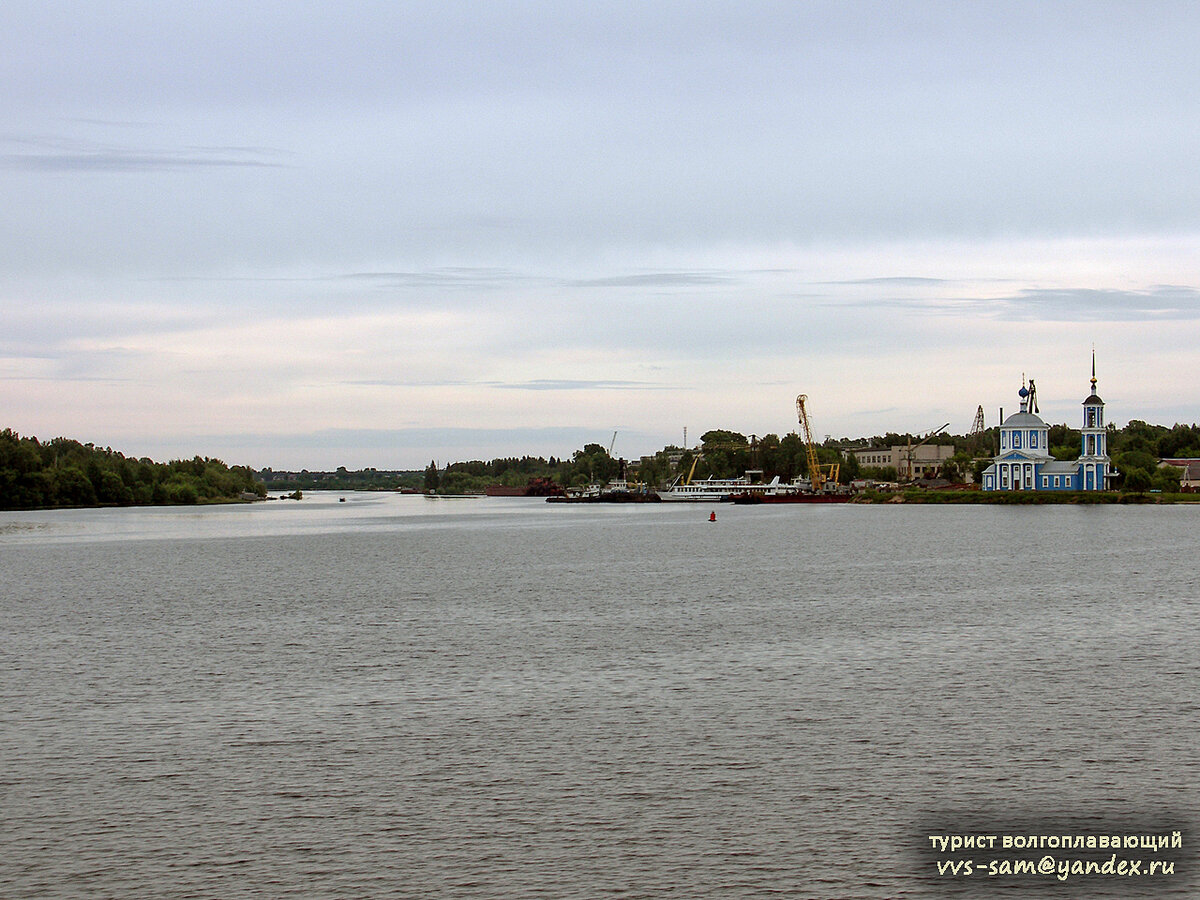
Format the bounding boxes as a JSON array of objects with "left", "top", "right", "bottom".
[
  {"left": 547, "top": 478, "right": 661, "bottom": 503},
  {"left": 656, "top": 474, "right": 785, "bottom": 502},
  {"left": 728, "top": 491, "right": 852, "bottom": 504},
  {"left": 485, "top": 476, "right": 565, "bottom": 497}
]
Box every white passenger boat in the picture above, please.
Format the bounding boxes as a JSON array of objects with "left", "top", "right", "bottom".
[{"left": 656, "top": 474, "right": 785, "bottom": 502}]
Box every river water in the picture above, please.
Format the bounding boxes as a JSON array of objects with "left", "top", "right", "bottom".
[{"left": 2, "top": 493, "right": 1197, "bottom": 898}]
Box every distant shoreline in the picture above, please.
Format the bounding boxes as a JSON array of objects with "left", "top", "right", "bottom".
[{"left": 850, "top": 489, "right": 1200, "bottom": 505}]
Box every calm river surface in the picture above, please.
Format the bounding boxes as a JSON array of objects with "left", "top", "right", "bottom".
[{"left": 2, "top": 493, "right": 1197, "bottom": 898}]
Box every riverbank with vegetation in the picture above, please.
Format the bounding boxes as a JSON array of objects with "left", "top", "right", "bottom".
[
  {"left": 422, "top": 420, "right": 1199, "bottom": 496},
  {"left": 258, "top": 467, "right": 422, "bottom": 493},
  {"left": 0, "top": 428, "right": 266, "bottom": 510},
  {"left": 851, "top": 488, "right": 1200, "bottom": 504}
]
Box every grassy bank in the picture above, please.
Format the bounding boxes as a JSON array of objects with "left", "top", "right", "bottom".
[{"left": 852, "top": 489, "right": 1200, "bottom": 504}]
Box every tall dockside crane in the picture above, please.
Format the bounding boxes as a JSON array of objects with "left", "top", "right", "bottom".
[
  {"left": 970, "top": 406, "right": 985, "bottom": 438},
  {"left": 796, "top": 394, "right": 839, "bottom": 492},
  {"left": 968, "top": 405, "right": 987, "bottom": 455}
]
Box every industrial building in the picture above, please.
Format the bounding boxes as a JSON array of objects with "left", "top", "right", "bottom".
[{"left": 848, "top": 443, "right": 955, "bottom": 479}]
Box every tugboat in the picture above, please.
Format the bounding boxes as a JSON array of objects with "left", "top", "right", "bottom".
[
  {"left": 485, "top": 476, "right": 566, "bottom": 497},
  {"left": 547, "top": 477, "right": 661, "bottom": 503}
]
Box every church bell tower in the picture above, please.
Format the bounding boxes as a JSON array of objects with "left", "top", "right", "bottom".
[{"left": 1080, "top": 351, "right": 1109, "bottom": 490}]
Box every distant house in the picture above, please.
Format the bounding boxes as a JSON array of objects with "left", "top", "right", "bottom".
[{"left": 1158, "top": 459, "right": 1200, "bottom": 491}]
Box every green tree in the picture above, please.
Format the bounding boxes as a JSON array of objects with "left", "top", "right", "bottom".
[
  {"left": 943, "top": 450, "right": 976, "bottom": 483},
  {"left": 778, "top": 433, "right": 806, "bottom": 481},
  {"left": 166, "top": 481, "right": 199, "bottom": 504},
  {"left": 700, "top": 429, "right": 749, "bottom": 447},
  {"left": 972, "top": 458, "right": 992, "bottom": 483},
  {"left": 54, "top": 466, "right": 97, "bottom": 506},
  {"left": 439, "top": 471, "right": 484, "bottom": 494},
  {"left": 1115, "top": 449, "right": 1158, "bottom": 475},
  {"left": 1122, "top": 467, "right": 1152, "bottom": 493},
  {"left": 1152, "top": 465, "right": 1182, "bottom": 493},
  {"left": 95, "top": 469, "right": 134, "bottom": 505},
  {"left": 570, "top": 443, "right": 619, "bottom": 485},
  {"left": 1156, "top": 424, "right": 1200, "bottom": 459}
]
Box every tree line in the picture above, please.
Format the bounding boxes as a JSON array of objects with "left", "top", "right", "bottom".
[
  {"left": 8, "top": 417, "right": 1194, "bottom": 508},
  {"left": 424, "top": 430, "right": 857, "bottom": 493},
  {"left": 424, "top": 420, "right": 1200, "bottom": 494},
  {"left": 0, "top": 428, "right": 266, "bottom": 510},
  {"left": 259, "top": 467, "right": 423, "bottom": 493}
]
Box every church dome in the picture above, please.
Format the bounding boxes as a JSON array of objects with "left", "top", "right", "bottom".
[{"left": 1002, "top": 410, "right": 1047, "bottom": 428}]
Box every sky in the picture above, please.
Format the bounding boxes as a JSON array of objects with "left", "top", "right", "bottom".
[{"left": 4, "top": 1, "right": 1200, "bottom": 470}]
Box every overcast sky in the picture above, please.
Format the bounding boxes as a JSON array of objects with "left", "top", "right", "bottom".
[{"left": 4, "top": 1, "right": 1199, "bottom": 469}]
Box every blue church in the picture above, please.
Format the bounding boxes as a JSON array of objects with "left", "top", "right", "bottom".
[{"left": 981, "top": 359, "right": 1113, "bottom": 492}]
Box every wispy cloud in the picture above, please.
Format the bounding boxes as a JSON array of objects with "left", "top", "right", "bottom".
[
  {"left": 0, "top": 133, "right": 289, "bottom": 172},
  {"left": 568, "top": 272, "right": 735, "bottom": 288},
  {"left": 153, "top": 268, "right": 537, "bottom": 290},
  {"left": 331, "top": 268, "right": 534, "bottom": 289},
  {"left": 992, "top": 286, "right": 1200, "bottom": 321},
  {"left": 828, "top": 276, "right": 950, "bottom": 286},
  {"left": 162, "top": 426, "right": 649, "bottom": 460},
  {"left": 342, "top": 378, "right": 669, "bottom": 391},
  {"left": 492, "top": 379, "right": 668, "bottom": 391},
  {"left": 835, "top": 284, "right": 1200, "bottom": 322}
]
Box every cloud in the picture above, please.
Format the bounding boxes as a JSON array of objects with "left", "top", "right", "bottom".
[
  {"left": 491, "top": 379, "right": 668, "bottom": 391},
  {"left": 0, "top": 132, "right": 289, "bottom": 172},
  {"left": 568, "top": 272, "right": 736, "bottom": 288},
  {"left": 328, "top": 269, "right": 536, "bottom": 290},
  {"left": 341, "top": 377, "right": 673, "bottom": 394},
  {"left": 5, "top": 4, "right": 1200, "bottom": 468},
  {"left": 833, "top": 283, "right": 1200, "bottom": 324},
  {"left": 992, "top": 286, "right": 1200, "bottom": 321},
  {"left": 828, "top": 276, "right": 950, "bottom": 286},
  {"left": 897, "top": 286, "right": 1200, "bottom": 323}
]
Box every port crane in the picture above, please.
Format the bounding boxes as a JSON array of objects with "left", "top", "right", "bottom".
[
  {"left": 902, "top": 423, "right": 950, "bottom": 481},
  {"left": 796, "top": 395, "right": 839, "bottom": 492},
  {"left": 969, "top": 406, "right": 985, "bottom": 438}
]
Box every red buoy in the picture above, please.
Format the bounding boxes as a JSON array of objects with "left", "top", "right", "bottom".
[{"left": 709, "top": 511, "right": 716, "bottom": 522}]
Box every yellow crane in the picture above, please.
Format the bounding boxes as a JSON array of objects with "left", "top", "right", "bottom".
[{"left": 796, "top": 395, "right": 839, "bottom": 492}]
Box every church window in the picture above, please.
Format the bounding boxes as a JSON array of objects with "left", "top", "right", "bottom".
[{"left": 1013, "top": 432, "right": 1021, "bottom": 449}]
